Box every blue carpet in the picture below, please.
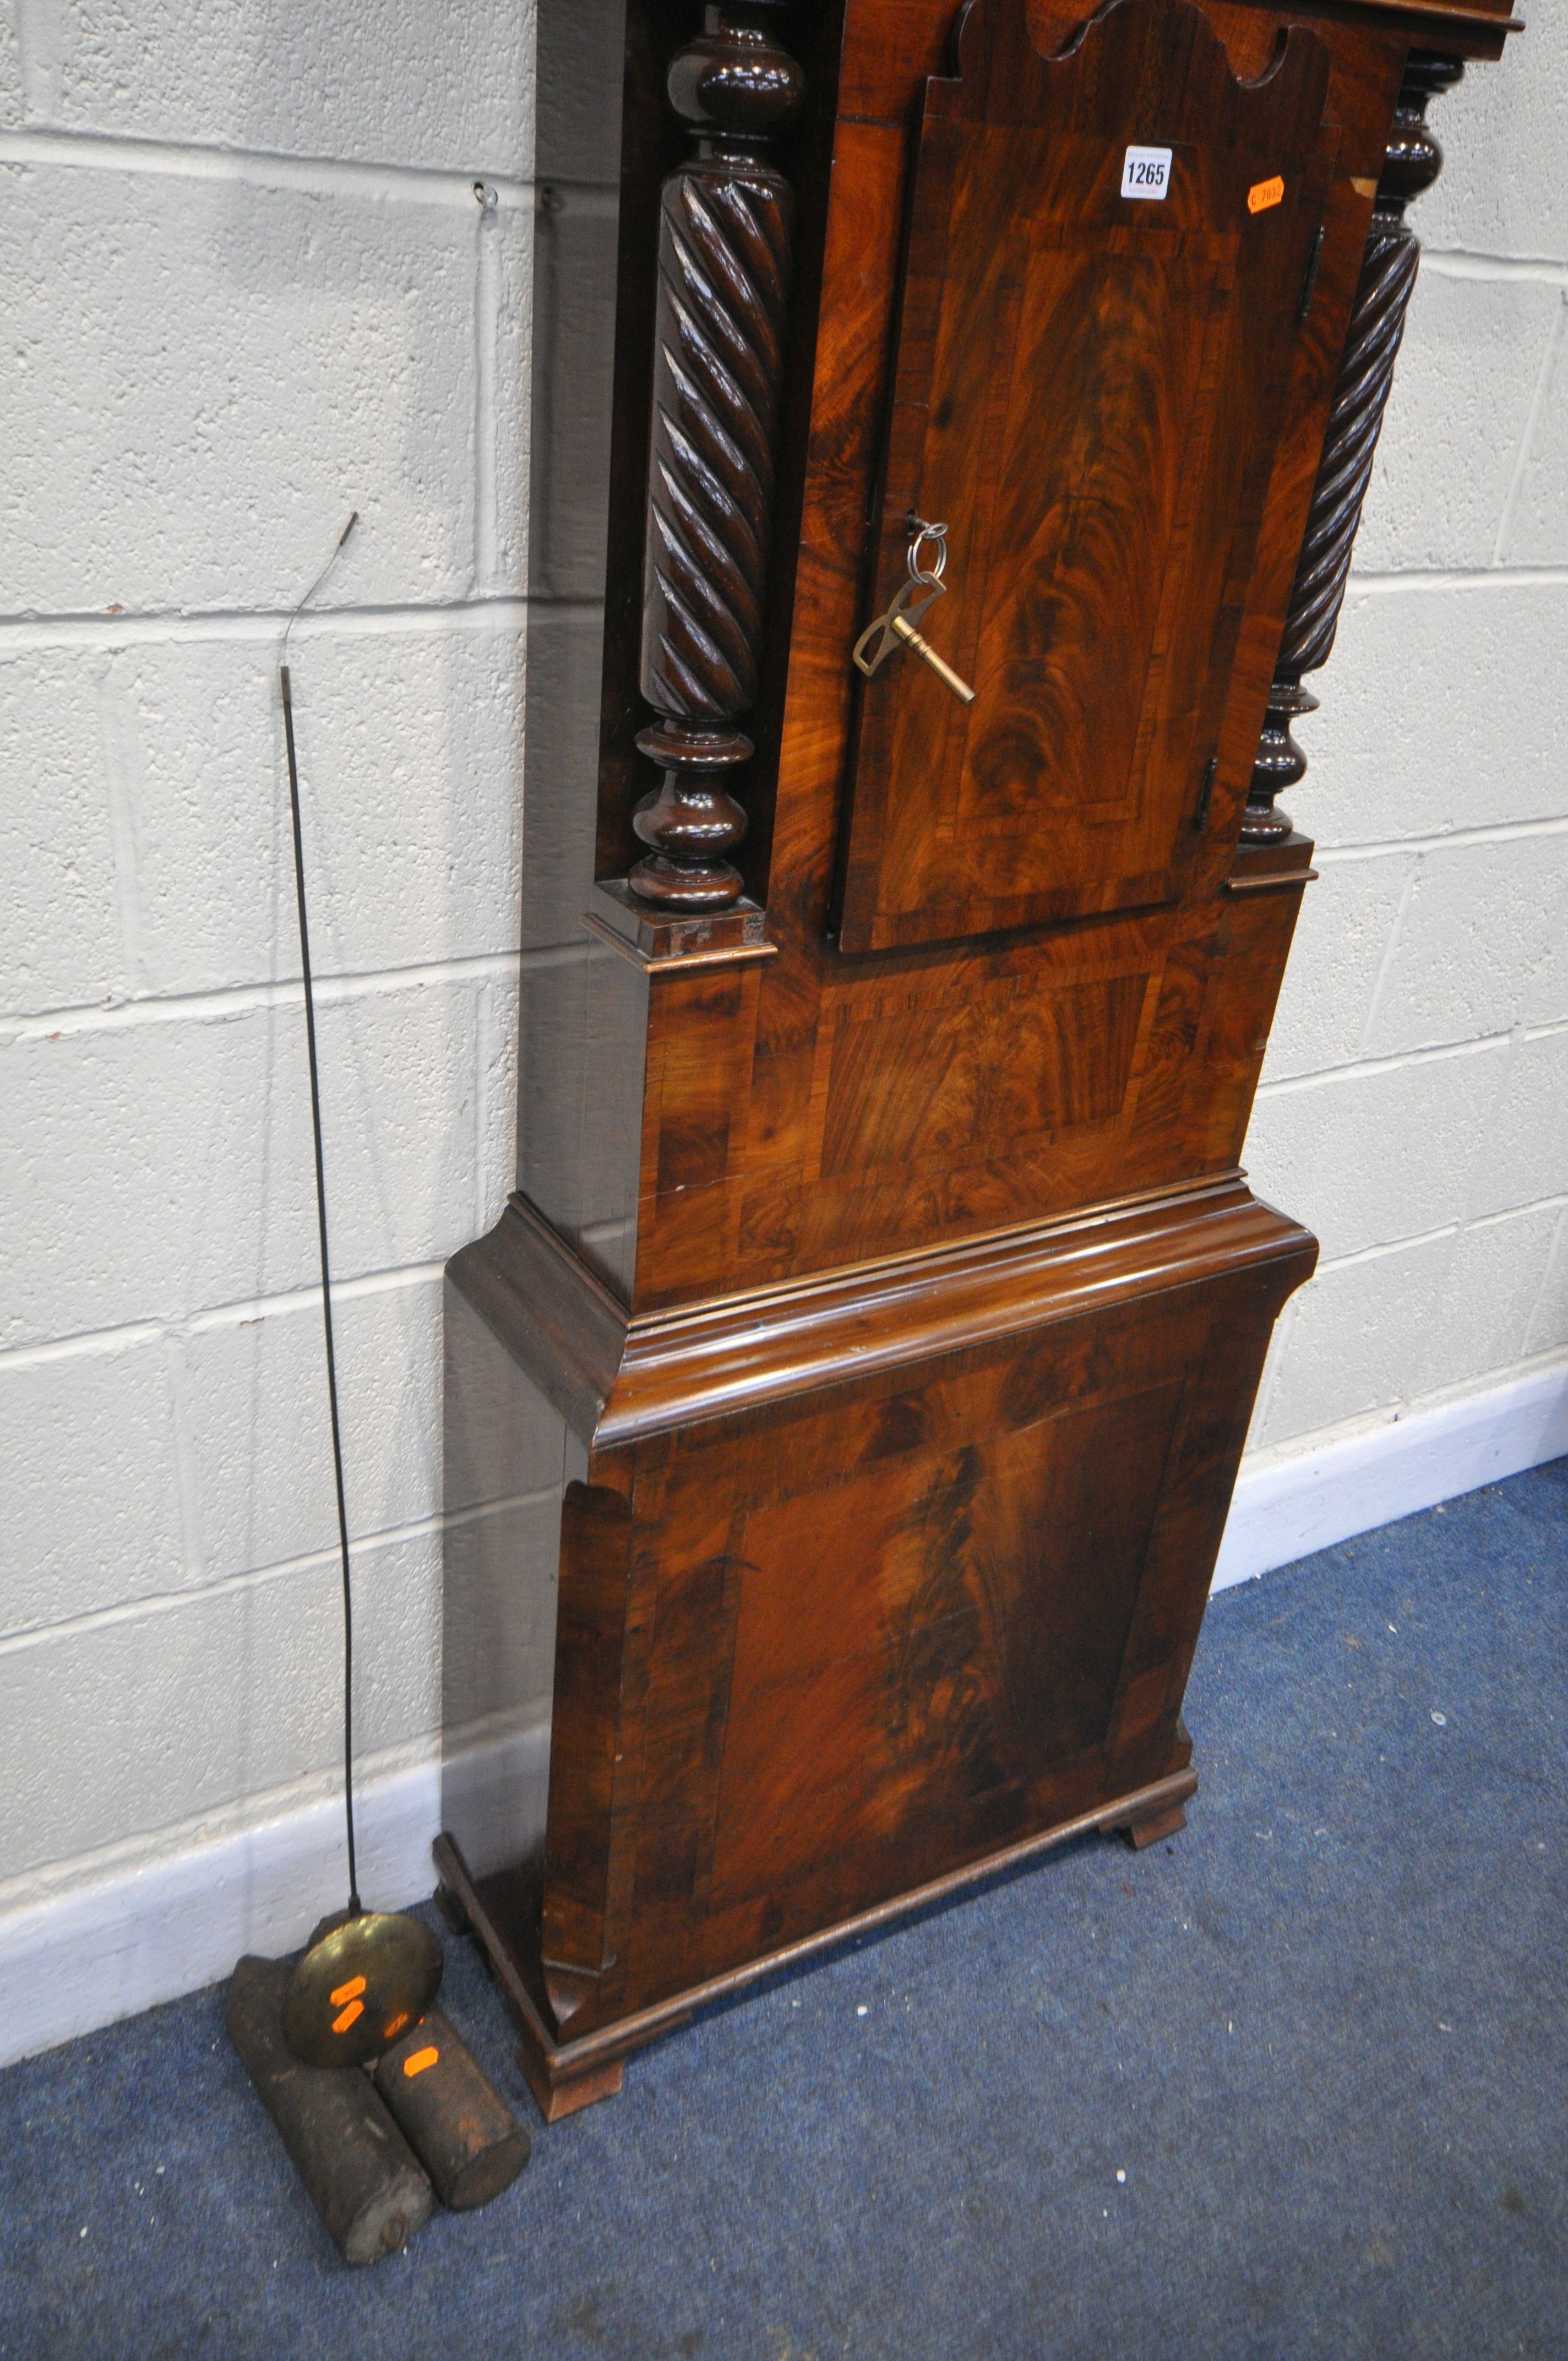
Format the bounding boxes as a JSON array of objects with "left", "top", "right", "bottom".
[{"left": 2, "top": 1459, "right": 1565, "bottom": 2360}]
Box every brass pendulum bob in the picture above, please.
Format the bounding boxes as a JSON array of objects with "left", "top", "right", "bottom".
[
  {"left": 282, "top": 1908, "right": 443, "bottom": 2071},
  {"left": 274, "top": 514, "right": 444, "bottom": 2072}
]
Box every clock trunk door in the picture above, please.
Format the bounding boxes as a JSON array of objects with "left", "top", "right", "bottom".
[{"left": 835, "top": 0, "right": 1334, "bottom": 955}]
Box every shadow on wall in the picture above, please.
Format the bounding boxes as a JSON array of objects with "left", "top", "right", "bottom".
[
  {"left": 439, "top": 0, "right": 633, "bottom": 1886},
  {"left": 439, "top": 1281, "right": 569, "bottom": 1880}
]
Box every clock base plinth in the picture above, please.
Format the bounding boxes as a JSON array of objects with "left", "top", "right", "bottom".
[
  {"left": 1119, "top": 1799, "right": 1190, "bottom": 1850},
  {"left": 435, "top": 1761, "right": 1199, "bottom": 2124}
]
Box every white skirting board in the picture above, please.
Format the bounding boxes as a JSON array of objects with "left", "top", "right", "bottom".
[
  {"left": 1211, "top": 1358, "right": 1568, "bottom": 1593},
  {"left": 0, "top": 1718, "right": 550, "bottom": 2073},
  {"left": 2, "top": 1359, "right": 1565, "bottom": 2073}
]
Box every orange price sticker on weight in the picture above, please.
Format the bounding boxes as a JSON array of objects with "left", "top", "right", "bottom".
[
  {"left": 331, "top": 1998, "right": 365, "bottom": 2034},
  {"left": 402, "top": 2046, "right": 440, "bottom": 2079},
  {"left": 1248, "top": 175, "right": 1285, "bottom": 215},
  {"left": 329, "top": 1974, "right": 367, "bottom": 2008}
]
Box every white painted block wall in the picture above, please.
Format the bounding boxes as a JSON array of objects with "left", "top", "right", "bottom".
[
  {"left": 1239, "top": 14, "right": 1568, "bottom": 1486},
  {"left": 1, "top": 1, "right": 1564, "bottom": 2061}
]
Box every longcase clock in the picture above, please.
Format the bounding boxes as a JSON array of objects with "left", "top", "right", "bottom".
[{"left": 436, "top": 0, "right": 1521, "bottom": 2120}]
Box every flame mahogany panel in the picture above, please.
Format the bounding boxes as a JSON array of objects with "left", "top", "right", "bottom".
[{"left": 836, "top": 0, "right": 1335, "bottom": 950}]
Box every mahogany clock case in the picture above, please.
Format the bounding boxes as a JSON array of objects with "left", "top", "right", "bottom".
[{"left": 437, "top": 0, "right": 1520, "bottom": 2120}]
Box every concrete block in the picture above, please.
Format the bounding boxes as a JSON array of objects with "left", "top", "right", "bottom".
[
  {"left": 487, "top": 200, "right": 533, "bottom": 597},
  {"left": 509, "top": 195, "right": 618, "bottom": 602},
  {"left": 536, "top": 0, "right": 626, "bottom": 188},
  {"left": 83, "top": 624, "right": 522, "bottom": 1000},
  {"left": 1355, "top": 271, "right": 1559, "bottom": 573},
  {"left": 46, "top": 0, "right": 535, "bottom": 178},
  {"left": 1245, "top": 1041, "right": 1510, "bottom": 1263},
  {"left": 518, "top": 940, "right": 647, "bottom": 1247},
  {"left": 1505, "top": 293, "right": 1568, "bottom": 567},
  {"left": 1261, "top": 854, "right": 1412, "bottom": 1083},
  {"left": 440, "top": 1494, "right": 562, "bottom": 1740},
  {"left": 1524, "top": 1208, "right": 1568, "bottom": 1358},
  {"left": 0, "top": 1529, "right": 442, "bottom": 1886},
  {"left": 1, "top": 3, "right": 22, "bottom": 127},
  {"left": 1362, "top": 834, "right": 1568, "bottom": 1058},
  {"left": 1257, "top": 1232, "right": 1455, "bottom": 1450},
  {"left": 519, "top": 600, "right": 607, "bottom": 954},
  {"left": 1241, "top": 1297, "right": 1298, "bottom": 1454},
  {"left": 5, "top": 978, "right": 482, "bottom": 1349},
  {"left": 179, "top": 1276, "right": 448, "bottom": 1582},
  {"left": 477, "top": 965, "right": 521, "bottom": 1233},
  {"left": 443, "top": 1279, "right": 565, "bottom": 1517},
  {"left": 2, "top": 164, "right": 478, "bottom": 617},
  {"left": 1412, "top": 1203, "right": 1565, "bottom": 1399},
  {"left": 0, "top": 1333, "right": 187, "bottom": 1638},
  {"left": 1464, "top": 1028, "right": 1568, "bottom": 1220},
  {"left": 1299, "top": 583, "right": 1568, "bottom": 845},
  {"left": 1414, "top": 17, "right": 1568, "bottom": 266},
  {"left": 0, "top": 649, "right": 128, "bottom": 1017}
]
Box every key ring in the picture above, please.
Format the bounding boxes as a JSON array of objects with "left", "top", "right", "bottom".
[
  {"left": 906, "top": 514, "right": 949, "bottom": 588},
  {"left": 851, "top": 513, "right": 975, "bottom": 703}
]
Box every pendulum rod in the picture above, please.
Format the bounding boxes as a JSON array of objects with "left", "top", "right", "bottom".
[{"left": 279, "top": 513, "right": 361, "bottom": 1916}]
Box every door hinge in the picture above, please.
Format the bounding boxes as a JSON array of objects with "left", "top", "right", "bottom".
[{"left": 1298, "top": 224, "right": 1325, "bottom": 322}]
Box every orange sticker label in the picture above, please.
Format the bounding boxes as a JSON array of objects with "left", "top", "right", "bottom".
[
  {"left": 331, "top": 1998, "right": 365, "bottom": 2034},
  {"left": 402, "top": 2046, "right": 440, "bottom": 2079},
  {"left": 1248, "top": 176, "right": 1284, "bottom": 215},
  {"left": 383, "top": 2012, "right": 411, "bottom": 2043},
  {"left": 329, "top": 1974, "right": 367, "bottom": 2008}
]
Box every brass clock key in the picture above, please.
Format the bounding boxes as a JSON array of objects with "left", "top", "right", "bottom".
[{"left": 853, "top": 517, "right": 976, "bottom": 704}]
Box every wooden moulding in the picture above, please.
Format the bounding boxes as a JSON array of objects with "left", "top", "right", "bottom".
[
  {"left": 448, "top": 1172, "right": 1314, "bottom": 1454},
  {"left": 1226, "top": 829, "right": 1320, "bottom": 895},
  {"left": 435, "top": 1766, "right": 1199, "bottom": 2123},
  {"left": 585, "top": 878, "right": 778, "bottom": 971}
]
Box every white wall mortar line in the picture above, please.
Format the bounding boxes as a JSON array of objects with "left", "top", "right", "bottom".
[
  {"left": 1258, "top": 1032, "right": 1509, "bottom": 1096},
  {"left": 0, "top": 1724, "right": 465, "bottom": 1918},
  {"left": 16, "top": 0, "right": 61, "bottom": 123},
  {"left": 472, "top": 187, "right": 502, "bottom": 596},
  {"left": 1344, "top": 563, "right": 1568, "bottom": 595},
  {"left": 1422, "top": 247, "right": 1568, "bottom": 287},
  {"left": 1234, "top": 1346, "right": 1568, "bottom": 1480},
  {"left": 1, "top": 953, "right": 518, "bottom": 1041},
  {"left": 1494, "top": 288, "right": 1567, "bottom": 563},
  {"left": 1311, "top": 1223, "right": 1461, "bottom": 1276},
  {"left": 1466, "top": 1190, "right": 1568, "bottom": 1232},
  {"left": 0, "top": 1321, "right": 168, "bottom": 1371},
  {"left": 0, "top": 1483, "right": 562, "bottom": 1660},
  {"left": 0, "top": 1265, "right": 448, "bottom": 1371},
  {"left": 95, "top": 652, "right": 150, "bottom": 997},
  {"left": 161, "top": 1326, "right": 208, "bottom": 1591},
  {"left": 0, "top": 595, "right": 564, "bottom": 651},
  {"left": 1357, "top": 856, "right": 1419, "bottom": 1055},
  {"left": 0, "top": 123, "right": 536, "bottom": 206},
  {"left": 1259, "top": 1013, "right": 1568, "bottom": 1097},
  {"left": 1316, "top": 815, "right": 1568, "bottom": 859}
]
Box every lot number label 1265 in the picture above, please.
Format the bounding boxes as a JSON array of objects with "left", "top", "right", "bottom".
[{"left": 1121, "top": 145, "right": 1172, "bottom": 200}]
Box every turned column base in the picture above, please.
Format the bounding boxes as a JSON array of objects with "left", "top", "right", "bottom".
[
  {"left": 1241, "top": 677, "right": 1318, "bottom": 846},
  {"left": 627, "top": 722, "right": 751, "bottom": 912}
]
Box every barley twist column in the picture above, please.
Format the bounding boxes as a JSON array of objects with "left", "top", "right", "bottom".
[
  {"left": 628, "top": 2, "right": 805, "bottom": 910},
  {"left": 1242, "top": 51, "right": 1464, "bottom": 845}
]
